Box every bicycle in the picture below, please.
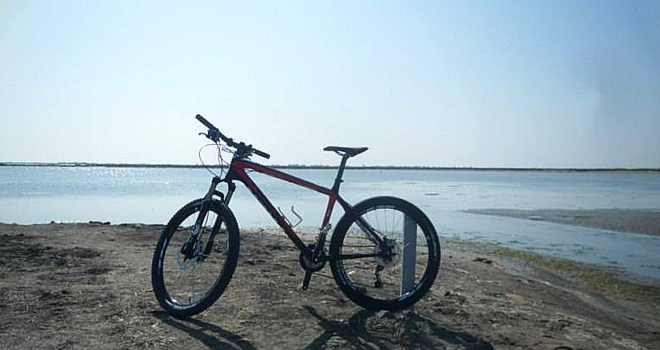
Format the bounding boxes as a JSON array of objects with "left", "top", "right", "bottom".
[{"left": 151, "top": 114, "right": 441, "bottom": 317}]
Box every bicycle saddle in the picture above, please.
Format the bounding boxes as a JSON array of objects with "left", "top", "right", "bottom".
[{"left": 323, "top": 146, "right": 368, "bottom": 158}]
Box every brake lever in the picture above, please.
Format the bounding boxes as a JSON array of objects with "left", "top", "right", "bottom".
[{"left": 198, "top": 131, "right": 219, "bottom": 143}]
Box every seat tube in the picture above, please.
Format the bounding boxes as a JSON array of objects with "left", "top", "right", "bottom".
[
  {"left": 331, "top": 156, "right": 349, "bottom": 193},
  {"left": 321, "top": 197, "right": 336, "bottom": 228}
]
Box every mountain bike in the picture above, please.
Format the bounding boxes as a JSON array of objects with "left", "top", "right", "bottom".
[{"left": 151, "top": 114, "right": 441, "bottom": 317}]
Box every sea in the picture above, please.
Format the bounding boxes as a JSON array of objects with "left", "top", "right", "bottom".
[{"left": 1, "top": 166, "right": 660, "bottom": 280}]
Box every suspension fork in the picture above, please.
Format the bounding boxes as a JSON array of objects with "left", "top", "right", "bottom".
[
  {"left": 193, "top": 176, "right": 223, "bottom": 231},
  {"left": 182, "top": 177, "right": 222, "bottom": 257},
  {"left": 210, "top": 180, "right": 235, "bottom": 232},
  {"left": 198, "top": 177, "right": 236, "bottom": 255}
]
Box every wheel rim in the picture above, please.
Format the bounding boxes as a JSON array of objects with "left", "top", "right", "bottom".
[
  {"left": 337, "top": 205, "right": 434, "bottom": 303},
  {"left": 160, "top": 208, "right": 231, "bottom": 308}
]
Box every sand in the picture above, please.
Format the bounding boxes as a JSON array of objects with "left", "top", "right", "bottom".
[{"left": 1, "top": 222, "right": 659, "bottom": 350}]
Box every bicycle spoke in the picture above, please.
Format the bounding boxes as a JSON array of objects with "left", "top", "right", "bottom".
[
  {"left": 336, "top": 203, "right": 434, "bottom": 303},
  {"left": 161, "top": 210, "right": 230, "bottom": 308}
]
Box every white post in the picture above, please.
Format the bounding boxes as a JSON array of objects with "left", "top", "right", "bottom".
[{"left": 401, "top": 215, "right": 416, "bottom": 294}]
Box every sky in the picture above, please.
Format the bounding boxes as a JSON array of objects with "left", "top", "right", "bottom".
[{"left": 1, "top": 1, "right": 659, "bottom": 168}]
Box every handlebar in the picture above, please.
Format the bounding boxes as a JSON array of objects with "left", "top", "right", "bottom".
[
  {"left": 195, "top": 114, "right": 271, "bottom": 159},
  {"left": 252, "top": 148, "right": 270, "bottom": 159},
  {"left": 195, "top": 114, "right": 216, "bottom": 130}
]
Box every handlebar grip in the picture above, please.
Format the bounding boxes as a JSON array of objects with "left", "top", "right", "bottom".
[
  {"left": 253, "top": 148, "right": 271, "bottom": 159},
  {"left": 196, "top": 114, "right": 217, "bottom": 130}
]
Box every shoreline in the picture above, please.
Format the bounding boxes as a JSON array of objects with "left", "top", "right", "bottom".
[{"left": 2, "top": 161, "right": 659, "bottom": 172}]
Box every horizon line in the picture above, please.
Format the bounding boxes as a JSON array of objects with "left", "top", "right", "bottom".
[{"left": 1, "top": 161, "right": 659, "bottom": 173}]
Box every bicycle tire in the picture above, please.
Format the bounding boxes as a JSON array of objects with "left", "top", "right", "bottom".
[
  {"left": 330, "top": 196, "right": 440, "bottom": 311},
  {"left": 151, "top": 198, "right": 239, "bottom": 318}
]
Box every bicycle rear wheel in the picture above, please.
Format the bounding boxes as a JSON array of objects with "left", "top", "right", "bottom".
[
  {"left": 151, "top": 199, "right": 239, "bottom": 317},
  {"left": 330, "top": 196, "right": 440, "bottom": 311}
]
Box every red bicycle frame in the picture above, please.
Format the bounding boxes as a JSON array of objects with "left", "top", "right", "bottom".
[
  {"left": 197, "top": 154, "right": 382, "bottom": 263},
  {"left": 185, "top": 114, "right": 415, "bottom": 295},
  {"left": 226, "top": 158, "right": 340, "bottom": 253}
]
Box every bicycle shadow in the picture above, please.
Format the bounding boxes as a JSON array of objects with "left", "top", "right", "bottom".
[
  {"left": 153, "top": 308, "right": 494, "bottom": 350},
  {"left": 152, "top": 311, "right": 259, "bottom": 350},
  {"left": 302, "top": 306, "right": 494, "bottom": 350}
]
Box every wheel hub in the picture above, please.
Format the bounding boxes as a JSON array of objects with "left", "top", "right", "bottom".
[{"left": 178, "top": 237, "right": 205, "bottom": 269}]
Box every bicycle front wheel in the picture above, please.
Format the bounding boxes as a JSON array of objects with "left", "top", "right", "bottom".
[
  {"left": 330, "top": 196, "right": 440, "bottom": 311},
  {"left": 151, "top": 199, "right": 239, "bottom": 318}
]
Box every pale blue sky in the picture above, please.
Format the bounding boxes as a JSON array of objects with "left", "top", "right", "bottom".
[{"left": 1, "top": 1, "right": 659, "bottom": 167}]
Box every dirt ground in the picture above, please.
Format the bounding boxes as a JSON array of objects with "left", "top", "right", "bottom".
[{"left": 1, "top": 222, "right": 659, "bottom": 350}]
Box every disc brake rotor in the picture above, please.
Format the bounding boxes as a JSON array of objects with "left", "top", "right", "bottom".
[{"left": 177, "top": 240, "right": 204, "bottom": 270}]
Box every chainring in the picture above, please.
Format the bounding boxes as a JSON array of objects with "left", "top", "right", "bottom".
[{"left": 299, "top": 243, "right": 326, "bottom": 272}]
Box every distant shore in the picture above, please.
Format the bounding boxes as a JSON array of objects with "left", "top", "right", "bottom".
[{"left": 1, "top": 162, "right": 659, "bottom": 172}]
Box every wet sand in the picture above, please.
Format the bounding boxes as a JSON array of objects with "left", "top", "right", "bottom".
[
  {"left": 1, "top": 222, "right": 659, "bottom": 349},
  {"left": 464, "top": 208, "right": 660, "bottom": 237}
]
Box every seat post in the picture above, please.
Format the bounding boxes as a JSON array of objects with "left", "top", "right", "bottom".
[{"left": 331, "top": 155, "right": 350, "bottom": 193}]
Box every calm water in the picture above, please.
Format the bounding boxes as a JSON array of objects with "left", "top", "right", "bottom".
[{"left": 2, "top": 166, "right": 660, "bottom": 279}]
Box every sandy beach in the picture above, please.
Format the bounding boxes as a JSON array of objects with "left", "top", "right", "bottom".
[{"left": 1, "top": 219, "right": 659, "bottom": 350}]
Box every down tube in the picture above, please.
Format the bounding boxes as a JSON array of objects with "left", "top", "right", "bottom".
[{"left": 234, "top": 168, "right": 309, "bottom": 251}]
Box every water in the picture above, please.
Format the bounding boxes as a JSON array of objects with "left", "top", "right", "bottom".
[{"left": 2, "top": 166, "right": 660, "bottom": 279}]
